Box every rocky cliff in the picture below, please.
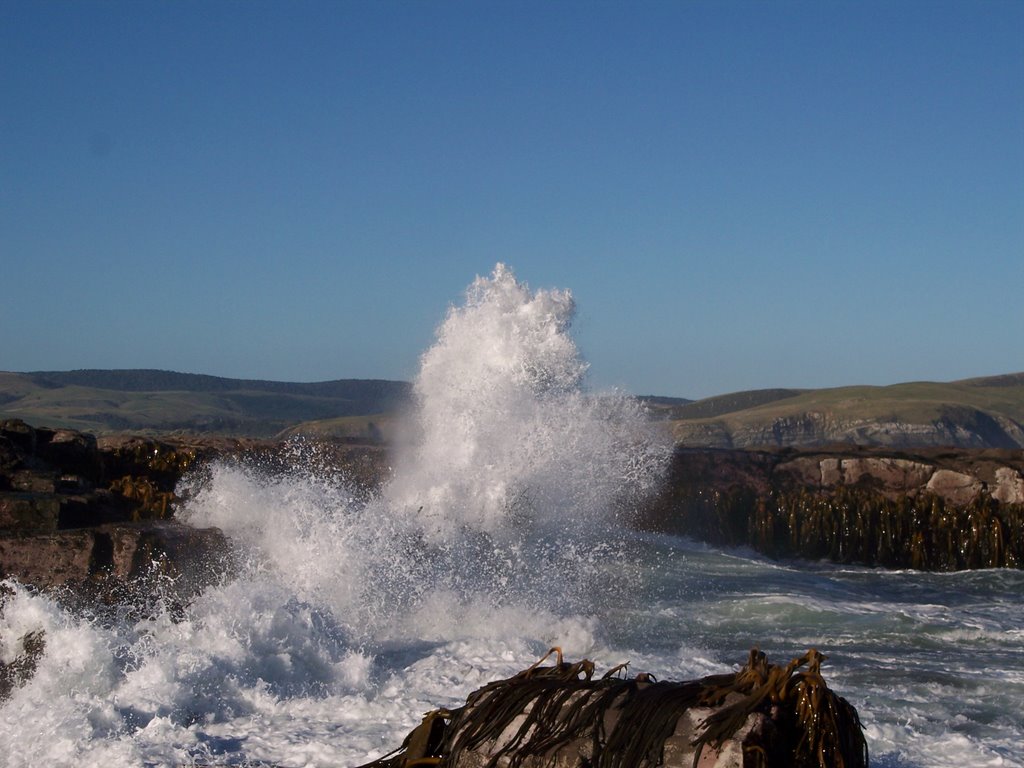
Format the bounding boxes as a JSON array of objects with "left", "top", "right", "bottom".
[
  {"left": 0, "top": 419, "right": 388, "bottom": 594},
  {"left": 642, "top": 446, "right": 1024, "bottom": 570},
  {"left": 668, "top": 374, "right": 1024, "bottom": 449},
  {"left": 672, "top": 408, "right": 1024, "bottom": 449},
  {"left": 4, "top": 418, "right": 1023, "bottom": 590}
]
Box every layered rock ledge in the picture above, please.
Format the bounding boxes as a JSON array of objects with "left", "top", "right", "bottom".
[
  {"left": 642, "top": 446, "right": 1024, "bottom": 570},
  {"left": 4, "top": 418, "right": 1023, "bottom": 584},
  {"left": 0, "top": 419, "right": 387, "bottom": 593},
  {"left": 1, "top": 419, "right": 234, "bottom": 593}
]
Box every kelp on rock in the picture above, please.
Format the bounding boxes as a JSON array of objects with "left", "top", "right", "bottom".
[{"left": 360, "top": 647, "right": 868, "bottom": 768}]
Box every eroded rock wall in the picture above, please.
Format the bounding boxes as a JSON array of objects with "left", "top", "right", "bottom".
[
  {"left": 0, "top": 419, "right": 388, "bottom": 592},
  {"left": 640, "top": 446, "right": 1024, "bottom": 570}
]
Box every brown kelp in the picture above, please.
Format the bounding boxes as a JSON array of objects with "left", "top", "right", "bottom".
[
  {"left": 651, "top": 483, "right": 1023, "bottom": 571},
  {"left": 358, "top": 648, "right": 868, "bottom": 768}
]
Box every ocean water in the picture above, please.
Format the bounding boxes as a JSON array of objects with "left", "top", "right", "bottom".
[{"left": 2, "top": 265, "right": 1022, "bottom": 768}]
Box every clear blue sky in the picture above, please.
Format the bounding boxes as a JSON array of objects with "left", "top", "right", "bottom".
[{"left": 2, "top": 0, "right": 1021, "bottom": 399}]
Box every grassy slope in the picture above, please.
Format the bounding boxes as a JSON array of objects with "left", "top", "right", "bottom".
[
  {"left": 0, "top": 370, "right": 410, "bottom": 436},
  {"left": 278, "top": 413, "right": 401, "bottom": 442},
  {"left": 5, "top": 369, "right": 1023, "bottom": 446},
  {"left": 669, "top": 374, "right": 1024, "bottom": 443}
]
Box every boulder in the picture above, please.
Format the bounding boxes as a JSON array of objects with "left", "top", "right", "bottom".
[
  {"left": 0, "top": 521, "right": 230, "bottom": 591},
  {"left": 359, "top": 648, "right": 867, "bottom": 768},
  {"left": 37, "top": 429, "right": 100, "bottom": 480},
  {"left": 776, "top": 456, "right": 830, "bottom": 487},
  {"left": 840, "top": 457, "right": 934, "bottom": 494},
  {"left": 0, "top": 493, "right": 61, "bottom": 533},
  {"left": 101, "top": 520, "right": 231, "bottom": 588},
  {"left": 926, "top": 469, "right": 984, "bottom": 506},
  {"left": 775, "top": 456, "right": 936, "bottom": 497},
  {"left": 992, "top": 466, "right": 1024, "bottom": 505},
  {"left": 0, "top": 529, "right": 94, "bottom": 586}
]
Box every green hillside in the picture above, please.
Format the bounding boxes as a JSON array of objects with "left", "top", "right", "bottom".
[
  {"left": 669, "top": 373, "right": 1024, "bottom": 449},
  {"left": 4, "top": 368, "right": 1022, "bottom": 448},
  {"left": 0, "top": 370, "right": 409, "bottom": 437}
]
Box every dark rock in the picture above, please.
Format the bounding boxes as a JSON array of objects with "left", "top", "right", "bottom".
[
  {"left": 640, "top": 446, "right": 1024, "bottom": 570},
  {"left": 101, "top": 520, "right": 230, "bottom": 587},
  {"left": 0, "top": 420, "right": 37, "bottom": 455},
  {"left": 360, "top": 649, "right": 867, "bottom": 768},
  {"left": 0, "top": 529, "right": 95, "bottom": 586},
  {"left": 0, "top": 521, "right": 229, "bottom": 590},
  {"left": 0, "top": 436, "right": 20, "bottom": 481},
  {"left": 10, "top": 468, "right": 58, "bottom": 493},
  {"left": 37, "top": 429, "right": 100, "bottom": 481},
  {"left": 55, "top": 489, "right": 132, "bottom": 529},
  {"left": 0, "top": 422, "right": 386, "bottom": 604},
  {"left": 0, "top": 493, "right": 61, "bottom": 533},
  {"left": 0, "top": 625, "right": 46, "bottom": 702}
]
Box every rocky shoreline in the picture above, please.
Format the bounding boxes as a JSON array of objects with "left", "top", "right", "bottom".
[
  {"left": 2, "top": 419, "right": 1017, "bottom": 765},
  {"left": 0, "top": 419, "right": 387, "bottom": 594},
  {"left": 3, "top": 419, "right": 1023, "bottom": 598},
  {"left": 641, "top": 445, "right": 1024, "bottom": 570}
]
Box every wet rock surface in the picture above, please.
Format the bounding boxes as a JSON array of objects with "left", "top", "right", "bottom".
[
  {"left": 0, "top": 419, "right": 387, "bottom": 593},
  {"left": 0, "top": 620, "right": 45, "bottom": 702},
  {"left": 642, "top": 445, "right": 1024, "bottom": 570},
  {"left": 4, "top": 419, "right": 1023, "bottom": 584},
  {"left": 359, "top": 648, "right": 867, "bottom": 768}
]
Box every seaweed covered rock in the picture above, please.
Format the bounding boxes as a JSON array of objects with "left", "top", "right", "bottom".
[
  {"left": 642, "top": 446, "right": 1024, "bottom": 570},
  {"left": 361, "top": 648, "right": 867, "bottom": 768}
]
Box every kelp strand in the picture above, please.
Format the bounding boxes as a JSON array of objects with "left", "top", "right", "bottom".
[
  {"left": 668, "top": 486, "right": 1022, "bottom": 571},
  {"left": 358, "top": 647, "right": 868, "bottom": 768}
]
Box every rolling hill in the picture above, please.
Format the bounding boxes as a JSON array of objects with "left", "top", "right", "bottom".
[
  {"left": 0, "top": 370, "right": 410, "bottom": 437},
  {"left": 667, "top": 373, "right": 1024, "bottom": 449},
  {"left": 2, "top": 369, "right": 1022, "bottom": 448}
]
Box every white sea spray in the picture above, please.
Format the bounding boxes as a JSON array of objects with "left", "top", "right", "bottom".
[{"left": 2, "top": 265, "right": 1022, "bottom": 768}]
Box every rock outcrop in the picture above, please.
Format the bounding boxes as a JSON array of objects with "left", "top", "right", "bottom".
[
  {"left": 0, "top": 419, "right": 389, "bottom": 593},
  {"left": 5, "top": 417, "right": 1023, "bottom": 580},
  {"left": 671, "top": 407, "right": 1024, "bottom": 450},
  {"left": 641, "top": 446, "right": 1024, "bottom": 570},
  {"left": 359, "top": 648, "right": 867, "bottom": 768},
  {"left": 1, "top": 418, "right": 234, "bottom": 590}
]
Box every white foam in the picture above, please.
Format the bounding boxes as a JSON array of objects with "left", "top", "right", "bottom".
[{"left": 3, "top": 265, "right": 1022, "bottom": 767}]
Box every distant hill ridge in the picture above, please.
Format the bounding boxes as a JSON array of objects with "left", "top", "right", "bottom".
[
  {"left": 3, "top": 369, "right": 1023, "bottom": 448},
  {"left": 668, "top": 372, "right": 1024, "bottom": 450},
  {"left": 27, "top": 369, "right": 409, "bottom": 399},
  {"left": 666, "top": 388, "right": 805, "bottom": 420},
  {"left": 958, "top": 372, "right": 1024, "bottom": 388},
  {"left": 1, "top": 369, "right": 410, "bottom": 437}
]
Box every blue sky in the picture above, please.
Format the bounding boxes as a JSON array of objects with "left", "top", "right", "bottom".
[{"left": 2, "top": 0, "right": 1021, "bottom": 399}]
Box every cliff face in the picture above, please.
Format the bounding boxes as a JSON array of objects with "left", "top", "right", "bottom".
[
  {"left": 0, "top": 419, "right": 388, "bottom": 592},
  {"left": 672, "top": 409, "right": 1024, "bottom": 449},
  {"left": 667, "top": 374, "right": 1024, "bottom": 450},
  {"left": 640, "top": 446, "right": 1024, "bottom": 570}
]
